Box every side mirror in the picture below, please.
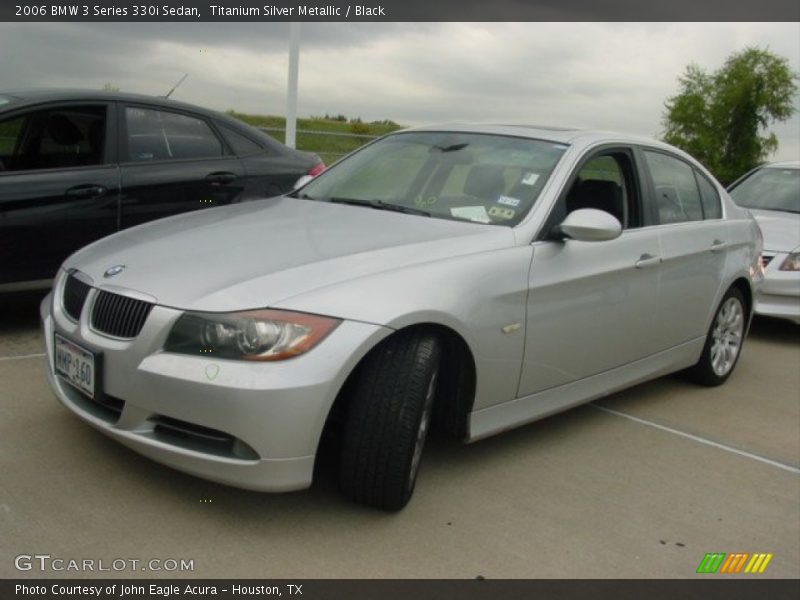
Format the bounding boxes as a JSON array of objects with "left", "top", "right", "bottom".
[
  {"left": 555, "top": 208, "right": 622, "bottom": 242},
  {"left": 293, "top": 174, "right": 314, "bottom": 190}
]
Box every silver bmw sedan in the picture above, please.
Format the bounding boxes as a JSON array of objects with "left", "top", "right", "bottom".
[{"left": 41, "top": 125, "right": 763, "bottom": 510}]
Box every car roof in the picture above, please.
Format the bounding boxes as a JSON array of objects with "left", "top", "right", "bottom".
[
  {"left": 0, "top": 88, "right": 311, "bottom": 157},
  {"left": 0, "top": 88, "right": 225, "bottom": 117},
  {"left": 402, "top": 122, "right": 677, "bottom": 150},
  {"left": 0, "top": 89, "right": 273, "bottom": 137},
  {"left": 761, "top": 161, "right": 800, "bottom": 170}
]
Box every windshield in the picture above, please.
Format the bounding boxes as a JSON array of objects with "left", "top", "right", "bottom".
[
  {"left": 729, "top": 166, "right": 800, "bottom": 214},
  {"left": 294, "top": 131, "right": 568, "bottom": 226}
]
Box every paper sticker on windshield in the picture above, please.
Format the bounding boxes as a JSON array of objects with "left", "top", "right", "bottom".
[
  {"left": 488, "top": 206, "right": 515, "bottom": 220},
  {"left": 451, "top": 206, "right": 491, "bottom": 223},
  {"left": 521, "top": 172, "right": 540, "bottom": 186},
  {"left": 497, "top": 195, "right": 521, "bottom": 207}
]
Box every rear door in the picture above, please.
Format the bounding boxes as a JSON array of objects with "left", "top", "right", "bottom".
[
  {"left": 118, "top": 104, "right": 245, "bottom": 229},
  {"left": 640, "top": 149, "right": 728, "bottom": 347},
  {"left": 215, "top": 122, "right": 312, "bottom": 198},
  {"left": 0, "top": 102, "right": 119, "bottom": 288}
]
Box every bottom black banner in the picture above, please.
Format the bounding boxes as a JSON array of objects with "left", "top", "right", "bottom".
[{"left": 3, "top": 579, "right": 799, "bottom": 600}]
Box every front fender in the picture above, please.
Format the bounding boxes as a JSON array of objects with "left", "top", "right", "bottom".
[{"left": 273, "top": 245, "right": 534, "bottom": 412}]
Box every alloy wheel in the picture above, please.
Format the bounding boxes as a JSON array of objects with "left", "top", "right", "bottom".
[
  {"left": 408, "top": 369, "right": 438, "bottom": 490},
  {"left": 710, "top": 297, "right": 744, "bottom": 377}
]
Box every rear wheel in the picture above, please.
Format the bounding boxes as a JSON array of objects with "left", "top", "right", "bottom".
[
  {"left": 339, "top": 330, "right": 441, "bottom": 510},
  {"left": 688, "top": 287, "right": 747, "bottom": 386}
]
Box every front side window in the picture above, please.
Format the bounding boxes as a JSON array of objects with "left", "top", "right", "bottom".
[
  {"left": 0, "top": 105, "right": 106, "bottom": 172},
  {"left": 644, "top": 150, "right": 704, "bottom": 224},
  {"left": 295, "top": 131, "right": 567, "bottom": 226},
  {"left": 563, "top": 153, "right": 638, "bottom": 228},
  {"left": 729, "top": 167, "right": 799, "bottom": 214},
  {"left": 125, "top": 107, "right": 224, "bottom": 162}
]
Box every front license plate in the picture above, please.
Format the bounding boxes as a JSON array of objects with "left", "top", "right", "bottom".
[{"left": 54, "top": 334, "right": 95, "bottom": 398}]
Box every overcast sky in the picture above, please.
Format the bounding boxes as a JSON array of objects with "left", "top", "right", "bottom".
[{"left": 1, "top": 22, "right": 798, "bottom": 161}]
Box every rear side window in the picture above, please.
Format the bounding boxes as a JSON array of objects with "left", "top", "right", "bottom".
[
  {"left": 0, "top": 105, "right": 106, "bottom": 172},
  {"left": 220, "top": 125, "right": 263, "bottom": 156},
  {"left": 695, "top": 171, "right": 722, "bottom": 219},
  {"left": 644, "top": 150, "right": 704, "bottom": 224},
  {"left": 125, "top": 107, "right": 224, "bottom": 162}
]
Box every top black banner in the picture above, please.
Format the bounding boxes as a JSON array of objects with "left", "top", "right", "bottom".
[{"left": 3, "top": 0, "right": 800, "bottom": 22}]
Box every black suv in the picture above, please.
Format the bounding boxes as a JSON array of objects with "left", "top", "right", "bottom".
[{"left": 0, "top": 90, "right": 324, "bottom": 292}]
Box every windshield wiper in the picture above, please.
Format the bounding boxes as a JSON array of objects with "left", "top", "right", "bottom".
[
  {"left": 328, "top": 197, "right": 431, "bottom": 217},
  {"left": 432, "top": 142, "right": 469, "bottom": 153},
  {"left": 288, "top": 190, "right": 315, "bottom": 200}
]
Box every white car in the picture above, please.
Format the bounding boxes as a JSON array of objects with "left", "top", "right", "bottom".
[
  {"left": 728, "top": 161, "right": 800, "bottom": 324},
  {"left": 41, "top": 125, "right": 763, "bottom": 510}
]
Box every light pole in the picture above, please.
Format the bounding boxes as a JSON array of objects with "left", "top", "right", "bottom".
[{"left": 285, "top": 22, "right": 300, "bottom": 149}]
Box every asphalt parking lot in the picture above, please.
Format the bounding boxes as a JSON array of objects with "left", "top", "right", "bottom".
[{"left": 1, "top": 294, "right": 798, "bottom": 579}]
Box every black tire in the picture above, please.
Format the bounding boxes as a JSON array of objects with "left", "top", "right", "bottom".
[
  {"left": 687, "top": 287, "right": 747, "bottom": 386},
  {"left": 339, "top": 330, "right": 441, "bottom": 510}
]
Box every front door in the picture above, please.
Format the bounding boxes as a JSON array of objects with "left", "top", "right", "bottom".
[
  {"left": 519, "top": 148, "right": 663, "bottom": 396},
  {"left": 0, "top": 103, "right": 119, "bottom": 288}
]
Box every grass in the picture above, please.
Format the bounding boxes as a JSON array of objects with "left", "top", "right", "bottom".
[
  {"left": 0, "top": 137, "right": 14, "bottom": 155},
  {"left": 0, "top": 118, "right": 22, "bottom": 155},
  {"left": 227, "top": 111, "right": 404, "bottom": 165}
]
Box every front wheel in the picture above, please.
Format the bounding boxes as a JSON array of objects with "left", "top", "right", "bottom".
[
  {"left": 687, "top": 287, "right": 747, "bottom": 386},
  {"left": 339, "top": 330, "right": 441, "bottom": 510}
]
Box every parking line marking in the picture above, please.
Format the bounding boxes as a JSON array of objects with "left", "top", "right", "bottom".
[
  {"left": 0, "top": 353, "right": 46, "bottom": 362},
  {"left": 592, "top": 404, "right": 800, "bottom": 475}
]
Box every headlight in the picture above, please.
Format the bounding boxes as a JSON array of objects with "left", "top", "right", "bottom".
[
  {"left": 779, "top": 251, "right": 800, "bottom": 272},
  {"left": 165, "top": 309, "right": 341, "bottom": 361}
]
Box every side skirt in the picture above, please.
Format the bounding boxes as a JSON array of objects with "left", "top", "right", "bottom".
[{"left": 467, "top": 338, "right": 705, "bottom": 442}]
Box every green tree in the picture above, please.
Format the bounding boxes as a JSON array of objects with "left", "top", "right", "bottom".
[
  {"left": 101, "top": 82, "right": 120, "bottom": 92},
  {"left": 662, "top": 47, "right": 798, "bottom": 184}
]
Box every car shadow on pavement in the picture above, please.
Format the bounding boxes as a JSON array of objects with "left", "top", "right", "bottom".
[
  {"left": 748, "top": 315, "right": 799, "bottom": 347},
  {"left": 0, "top": 291, "right": 46, "bottom": 333}
]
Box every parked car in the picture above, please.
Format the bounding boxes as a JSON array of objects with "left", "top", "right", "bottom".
[
  {"left": 728, "top": 161, "right": 800, "bottom": 324},
  {"left": 41, "top": 125, "right": 762, "bottom": 510},
  {"left": 0, "top": 89, "right": 324, "bottom": 292}
]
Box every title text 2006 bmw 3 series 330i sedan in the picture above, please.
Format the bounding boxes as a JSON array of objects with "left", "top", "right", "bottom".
[{"left": 41, "top": 124, "right": 763, "bottom": 510}]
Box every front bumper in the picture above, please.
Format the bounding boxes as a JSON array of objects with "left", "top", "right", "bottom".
[
  {"left": 41, "top": 276, "right": 391, "bottom": 492},
  {"left": 756, "top": 253, "right": 800, "bottom": 324}
]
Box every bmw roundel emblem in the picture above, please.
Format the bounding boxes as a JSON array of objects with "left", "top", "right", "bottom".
[{"left": 104, "top": 264, "right": 126, "bottom": 278}]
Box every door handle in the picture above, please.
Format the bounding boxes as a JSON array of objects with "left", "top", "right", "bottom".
[
  {"left": 65, "top": 184, "right": 107, "bottom": 199},
  {"left": 635, "top": 253, "right": 661, "bottom": 269},
  {"left": 711, "top": 239, "right": 727, "bottom": 253},
  {"left": 205, "top": 172, "right": 237, "bottom": 185}
]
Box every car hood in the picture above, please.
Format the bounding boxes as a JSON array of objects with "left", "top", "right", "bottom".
[
  {"left": 749, "top": 209, "right": 800, "bottom": 253},
  {"left": 66, "top": 197, "right": 514, "bottom": 312}
]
